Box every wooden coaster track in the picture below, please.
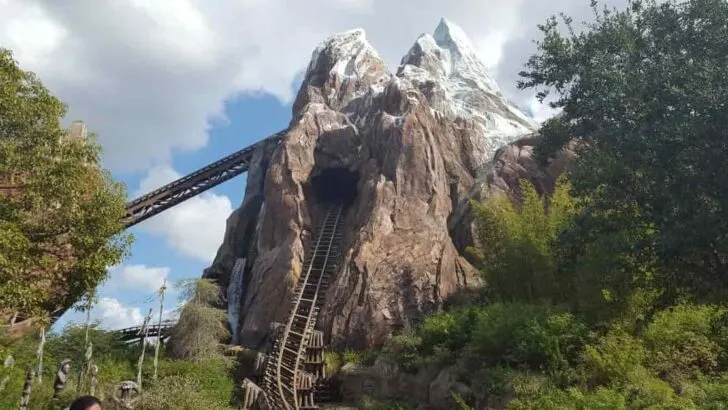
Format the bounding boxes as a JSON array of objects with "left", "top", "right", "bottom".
[{"left": 262, "top": 204, "right": 345, "bottom": 409}]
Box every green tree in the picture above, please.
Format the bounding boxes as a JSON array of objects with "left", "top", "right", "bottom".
[
  {"left": 518, "top": 0, "right": 728, "bottom": 302},
  {"left": 45, "top": 323, "right": 133, "bottom": 367},
  {"left": 0, "top": 48, "right": 132, "bottom": 320},
  {"left": 467, "top": 176, "right": 579, "bottom": 303}
]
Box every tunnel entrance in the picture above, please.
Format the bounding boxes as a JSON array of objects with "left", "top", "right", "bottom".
[{"left": 310, "top": 167, "right": 358, "bottom": 206}]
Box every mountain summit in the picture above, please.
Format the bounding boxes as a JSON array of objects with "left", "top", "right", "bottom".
[
  {"left": 205, "top": 20, "right": 538, "bottom": 349},
  {"left": 399, "top": 19, "right": 537, "bottom": 167}
]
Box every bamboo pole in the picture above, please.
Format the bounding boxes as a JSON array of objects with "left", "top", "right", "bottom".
[{"left": 152, "top": 279, "right": 167, "bottom": 380}]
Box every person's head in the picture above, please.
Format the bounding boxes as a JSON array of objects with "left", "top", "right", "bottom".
[{"left": 69, "top": 396, "right": 102, "bottom": 410}]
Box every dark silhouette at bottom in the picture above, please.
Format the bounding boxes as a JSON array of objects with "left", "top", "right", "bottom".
[{"left": 70, "top": 396, "right": 102, "bottom": 410}]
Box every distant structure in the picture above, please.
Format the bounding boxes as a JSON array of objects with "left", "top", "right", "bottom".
[{"left": 62, "top": 120, "right": 87, "bottom": 144}]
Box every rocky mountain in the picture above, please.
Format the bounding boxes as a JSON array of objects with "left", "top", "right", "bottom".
[{"left": 203, "top": 19, "right": 544, "bottom": 350}]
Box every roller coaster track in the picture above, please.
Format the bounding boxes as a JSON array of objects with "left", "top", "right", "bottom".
[
  {"left": 122, "top": 132, "right": 283, "bottom": 228},
  {"left": 115, "top": 322, "right": 175, "bottom": 343},
  {"left": 46, "top": 133, "right": 283, "bottom": 325},
  {"left": 262, "top": 204, "right": 345, "bottom": 410}
]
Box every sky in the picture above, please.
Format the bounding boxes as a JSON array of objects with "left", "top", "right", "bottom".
[{"left": 0, "top": 0, "right": 624, "bottom": 332}]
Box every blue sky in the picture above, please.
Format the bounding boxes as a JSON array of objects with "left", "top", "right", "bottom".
[
  {"left": 1, "top": 0, "right": 620, "bottom": 333},
  {"left": 54, "top": 92, "right": 295, "bottom": 331}
]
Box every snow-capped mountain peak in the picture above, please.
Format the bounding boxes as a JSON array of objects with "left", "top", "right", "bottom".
[
  {"left": 398, "top": 18, "right": 537, "bottom": 165},
  {"left": 301, "top": 28, "right": 390, "bottom": 112}
]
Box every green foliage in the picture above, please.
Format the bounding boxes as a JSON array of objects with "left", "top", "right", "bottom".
[
  {"left": 0, "top": 325, "right": 236, "bottom": 409},
  {"left": 508, "top": 387, "right": 628, "bottom": 410},
  {"left": 642, "top": 305, "right": 726, "bottom": 382},
  {"left": 385, "top": 330, "right": 422, "bottom": 373},
  {"left": 468, "top": 176, "right": 579, "bottom": 304},
  {"left": 451, "top": 392, "right": 473, "bottom": 410},
  {"left": 384, "top": 302, "right": 589, "bottom": 385},
  {"left": 358, "top": 396, "right": 414, "bottom": 410},
  {"left": 340, "top": 348, "right": 378, "bottom": 366},
  {"left": 324, "top": 350, "right": 342, "bottom": 375},
  {"left": 465, "top": 303, "right": 588, "bottom": 380},
  {"left": 581, "top": 330, "right": 646, "bottom": 386},
  {"left": 379, "top": 1, "right": 728, "bottom": 408},
  {"left": 130, "top": 374, "right": 232, "bottom": 410},
  {"left": 0, "top": 48, "right": 132, "bottom": 318},
  {"left": 418, "top": 306, "right": 479, "bottom": 359},
  {"left": 140, "top": 357, "right": 234, "bottom": 408},
  {"left": 518, "top": 0, "right": 728, "bottom": 302},
  {"left": 46, "top": 323, "right": 132, "bottom": 364}
]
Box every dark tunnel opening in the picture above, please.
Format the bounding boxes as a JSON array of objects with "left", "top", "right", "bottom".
[{"left": 310, "top": 167, "right": 358, "bottom": 206}]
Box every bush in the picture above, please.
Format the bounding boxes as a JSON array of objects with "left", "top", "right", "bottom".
[
  {"left": 582, "top": 331, "right": 646, "bottom": 386},
  {"left": 340, "top": 349, "right": 378, "bottom": 366},
  {"left": 467, "top": 177, "right": 578, "bottom": 304},
  {"left": 642, "top": 304, "right": 726, "bottom": 382},
  {"left": 167, "top": 279, "right": 230, "bottom": 361},
  {"left": 419, "top": 307, "right": 480, "bottom": 359},
  {"left": 324, "top": 351, "right": 342, "bottom": 375},
  {"left": 134, "top": 375, "right": 232, "bottom": 410},
  {"left": 358, "top": 396, "right": 414, "bottom": 410},
  {"left": 385, "top": 330, "right": 422, "bottom": 373},
  {"left": 154, "top": 357, "right": 233, "bottom": 403},
  {"left": 0, "top": 325, "right": 237, "bottom": 410},
  {"left": 466, "top": 303, "right": 588, "bottom": 379},
  {"left": 508, "top": 387, "right": 627, "bottom": 410}
]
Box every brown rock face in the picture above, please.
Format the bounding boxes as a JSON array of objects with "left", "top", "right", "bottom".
[
  {"left": 204, "top": 22, "right": 543, "bottom": 349},
  {"left": 449, "top": 133, "right": 577, "bottom": 254}
]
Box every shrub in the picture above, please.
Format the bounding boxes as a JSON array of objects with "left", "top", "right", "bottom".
[
  {"left": 508, "top": 387, "right": 627, "bottom": 410},
  {"left": 134, "top": 375, "right": 232, "bottom": 410},
  {"left": 419, "top": 307, "right": 480, "bottom": 358},
  {"left": 385, "top": 330, "right": 422, "bottom": 374},
  {"left": 324, "top": 351, "right": 342, "bottom": 375},
  {"left": 642, "top": 304, "right": 725, "bottom": 383},
  {"left": 358, "top": 396, "right": 414, "bottom": 410},
  {"left": 167, "top": 279, "right": 230, "bottom": 361},
  {"left": 582, "top": 331, "right": 646, "bottom": 386},
  {"left": 466, "top": 303, "right": 588, "bottom": 378},
  {"left": 467, "top": 177, "right": 578, "bottom": 304}
]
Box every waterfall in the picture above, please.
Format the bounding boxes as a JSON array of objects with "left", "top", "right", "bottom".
[{"left": 227, "top": 258, "right": 246, "bottom": 345}]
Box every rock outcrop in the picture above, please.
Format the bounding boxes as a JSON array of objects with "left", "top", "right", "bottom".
[
  {"left": 204, "top": 19, "right": 541, "bottom": 349},
  {"left": 449, "top": 133, "right": 577, "bottom": 254}
]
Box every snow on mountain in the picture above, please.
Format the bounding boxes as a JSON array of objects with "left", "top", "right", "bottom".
[
  {"left": 398, "top": 18, "right": 537, "bottom": 163},
  {"left": 296, "top": 18, "right": 535, "bottom": 168},
  {"left": 301, "top": 28, "right": 391, "bottom": 113}
]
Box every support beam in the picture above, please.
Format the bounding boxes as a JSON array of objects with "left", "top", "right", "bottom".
[{"left": 123, "top": 133, "right": 282, "bottom": 228}]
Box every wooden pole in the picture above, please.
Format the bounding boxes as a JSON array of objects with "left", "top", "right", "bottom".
[
  {"left": 77, "top": 292, "right": 94, "bottom": 393},
  {"left": 153, "top": 279, "right": 167, "bottom": 381},
  {"left": 136, "top": 308, "right": 153, "bottom": 390},
  {"left": 88, "top": 364, "right": 98, "bottom": 397},
  {"left": 36, "top": 327, "right": 45, "bottom": 384}
]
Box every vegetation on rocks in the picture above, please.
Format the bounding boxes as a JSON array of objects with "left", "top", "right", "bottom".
[{"left": 372, "top": 0, "right": 728, "bottom": 408}]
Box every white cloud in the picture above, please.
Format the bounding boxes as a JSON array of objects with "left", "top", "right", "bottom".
[
  {"left": 134, "top": 165, "right": 232, "bottom": 262},
  {"left": 1, "top": 0, "right": 627, "bottom": 172},
  {"left": 106, "top": 264, "right": 170, "bottom": 293},
  {"left": 527, "top": 96, "right": 563, "bottom": 124},
  {"left": 92, "top": 297, "right": 145, "bottom": 329}
]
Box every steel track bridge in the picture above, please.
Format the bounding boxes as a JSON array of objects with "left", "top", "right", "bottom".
[
  {"left": 115, "top": 322, "right": 175, "bottom": 344},
  {"left": 122, "top": 132, "right": 283, "bottom": 228},
  {"left": 48, "top": 132, "right": 283, "bottom": 325}
]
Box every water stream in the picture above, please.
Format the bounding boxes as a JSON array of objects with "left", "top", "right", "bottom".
[{"left": 227, "top": 258, "right": 246, "bottom": 345}]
